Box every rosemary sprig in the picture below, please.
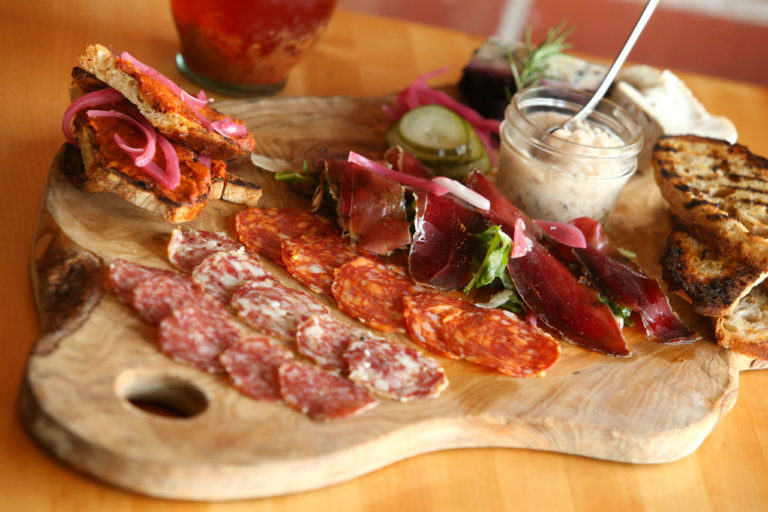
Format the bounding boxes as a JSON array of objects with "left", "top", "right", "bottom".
[{"left": 509, "top": 21, "right": 575, "bottom": 91}]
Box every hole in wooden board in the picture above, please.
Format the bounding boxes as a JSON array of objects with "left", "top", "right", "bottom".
[{"left": 116, "top": 371, "right": 209, "bottom": 419}]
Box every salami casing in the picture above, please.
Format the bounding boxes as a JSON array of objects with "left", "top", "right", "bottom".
[
  {"left": 344, "top": 338, "right": 448, "bottom": 401},
  {"left": 278, "top": 359, "right": 377, "bottom": 421},
  {"left": 220, "top": 336, "right": 294, "bottom": 401},
  {"left": 235, "top": 207, "right": 338, "bottom": 263},
  {"left": 231, "top": 276, "right": 328, "bottom": 341},
  {"left": 167, "top": 228, "right": 242, "bottom": 273},
  {"left": 157, "top": 305, "right": 241, "bottom": 373}
]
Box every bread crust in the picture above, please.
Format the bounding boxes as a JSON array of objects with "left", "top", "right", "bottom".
[
  {"left": 653, "top": 134, "right": 768, "bottom": 269},
  {"left": 714, "top": 286, "right": 768, "bottom": 359},
  {"left": 78, "top": 44, "right": 255, "bottom": 161}
]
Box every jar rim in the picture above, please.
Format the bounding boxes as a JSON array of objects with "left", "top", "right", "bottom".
[{"left": 504, "top": 85, "right": 644, "bottom": 163}]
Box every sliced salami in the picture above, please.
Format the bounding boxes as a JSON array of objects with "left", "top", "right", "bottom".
[
  {"left": 168, "top": 228, "right": 242, "bottom": 273},
  {"left": 282, "top": 234, "right": 361, "bottom": 296},
  {"left": 157, "top": 305, "right": 241, "bottom": 373},
  {"left": 231, "top": 276, "right": 328, "bottom": 341},
  {"left": 278, "top": 359, "right": 378, "bottom": 421},
  {"left": 296, "top": 314, "right": 376, "bottom": 373},
  {"left": 403, "top": 292, "right": 476, "bottom": 359},
  {"left": 441, "top": 308, "right": 560, "bottom": 377},
  {"left": 132, "top": 274, "right": 227, "bottom": 325},
  {"left": 192, "top": 249, "right": 268, "bottom": 304},
  {"left": 331, "top": 255, "right": 426, "bottom": 333},
  {"left": 220, "top": 335, "right": 294, "bottom": 402},
  {"left": 344, "top": 338, "right": 448, "bottom": 401},
  {"left": 108, "top": 258, "right": 179, "bottom": 304},
  {"left": 235, "top": 207, "right": 339, "bottom": 264}
]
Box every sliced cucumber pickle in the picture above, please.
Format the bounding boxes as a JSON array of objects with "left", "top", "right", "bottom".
[{"left": 398, "top": 105, "right": 470, "bottom": 158}]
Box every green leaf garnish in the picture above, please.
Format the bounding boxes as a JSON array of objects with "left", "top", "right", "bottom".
[
  {"left": 617, "top": 247, "right": 637, "bottom": 260},
  {"left": 464, "top": 225, "right": 514, "bottom": 293},
  {"left": 598, "top": 294, "right": 634, "bottom": 327},
  {"left": 274, "top": 160, "right": 318, "bottom": 186},
  {"left": 509, "top": 21, "right": 575, "bottom": 91}
]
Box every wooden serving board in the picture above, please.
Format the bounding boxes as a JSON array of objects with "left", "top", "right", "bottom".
[{"left": 20, "top": 95, "right": 767, "bottom": 501}]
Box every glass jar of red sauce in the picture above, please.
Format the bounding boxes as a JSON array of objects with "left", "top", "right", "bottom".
[{"left": 171, "top": 0, "right": 338, "bottom": 96}]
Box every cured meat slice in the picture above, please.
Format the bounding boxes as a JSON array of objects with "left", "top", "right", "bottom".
[
  {"left": 282, "top": 234, "right": 361, "bottom": 295},
  {"left": 232, "top": 277, "right": 329, "bottom": 341},
  {"left": 132, "top": 274, "right": 227, "bottom": 325},
  {"left": 235, "top": 207, "right": 338, "bottom": 263},
  {"left": 295, "top": 314, "right": 375, "bottom": 373},
  {"left": 157, "top": 305, "right": 241, "bottom": 373},
  {"left": 344, "top": 338, "right": 448, "bottom": 401},
  {"left": 108, "top": 258, "right": 179, "bottom": 304},
  {"left": 441, "top": 308, "right": 560, "bottom": 377},
  {"left": 331, "top": 255, "right": 426, "bottom": 333},
  {"left": 278, "top": 359, "right": 378, "bottom": 421},
  {"left": 220, "top": 335, "right": 294, "bottom": 401},
  {"left": 167, "top": 228, "right": 242, "bottom": 273},
  {"left": 402, "top": 292, "right": 476, "bottom": 359},
  {"left": 192, "top": 250, "right": 268, "bottom": 304}
]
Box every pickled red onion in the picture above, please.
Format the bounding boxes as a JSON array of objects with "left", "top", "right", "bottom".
[
  {"left": 198, "top": 154, "right": 211, "bottom": 169},
  {"left": 61, "top": 88, "right": 126, "bottom": 144},
  {"left": 534, "top": 219, "right": 587, "bottom": 249},
  {"left": 86, "top": 109, "right": 156, "bottom": 167},
  {"left": 348, "top": 151, "right": 450, "bottom": 196},
  {"left": 139, "top": 133, "right": 181, "bottom": 190},
  {"left": 510, "top": 218, "right": 532, "bottom": 258},
  {"left": 431, "top": 176, "right": 490, "bottom": 211},
  {"left": 120, "top": 51, "right": 246, "bottom": 140}
]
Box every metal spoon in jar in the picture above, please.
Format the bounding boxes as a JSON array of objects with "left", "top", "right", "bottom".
[{"left": 547, "top": 0, "right": 660, "bottom": 134}]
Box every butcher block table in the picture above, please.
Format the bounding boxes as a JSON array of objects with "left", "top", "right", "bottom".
[{"left": 3, "top": 1, "right": 768, "bottom": 510}]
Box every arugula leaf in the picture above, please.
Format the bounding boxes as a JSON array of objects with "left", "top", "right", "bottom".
[
  {"left": 598, "top": 294, "right": 635, "bottom": 327},
  {"left": 274, "top": 161, "right": 318, "bottom": 186},
  {"left": 464, "top": 225, "right": 514, "bottom": 293},
  {"left": 617, "top": 247, "right": 637, "bottom": 260}
]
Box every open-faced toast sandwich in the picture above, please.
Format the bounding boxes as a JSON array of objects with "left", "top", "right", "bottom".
[
  {"left": 654, "top": 134, "right": 768, "bottom": 359},
  {"left": 62, "top": 43, "right": 262, "bottom": 223}
]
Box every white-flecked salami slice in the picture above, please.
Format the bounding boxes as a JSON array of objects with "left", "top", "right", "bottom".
[
  {"left": 108, "top": 258, "right": 179, "bottom": 304},
  {"left": 331, "top": 255, "right": 427, "bottom": 333},
  {"left": 282, "top": 234, "right": 360, "bottom": 295},
  {"left": 402, "top": 292, "right": 476, "bottom": 359},
  {"left": 168, "top": 228, "right": 242, "bottom": 273},
  {"left": 132, "top": 274, "right": 228, "bottom": 325},
  {"left": 343, "top": 338, "right": 448, "bottom": 401},
  {"left": 235, "top": 207, "right": 339, "bottom": 264},
  {"left": 220, "top": 335, "right": 294, "bottom": 402},
  {"left": 192, "top": 249, "right": 268, "bottom": 304},
  {"left": 157, "top": 305, "right": 241, "bottom": 373},
  {"left": 231, "top": 277, "right": 328, "bottom": 341},
  {"left": 441, "top": 308, "right": 560, "bottom": 377},
  {"left": 295, "top": 314, "right": 377, "bottom": 373},
  {"left": 278, "top": 359, "right": 377, "bottom": 421}
]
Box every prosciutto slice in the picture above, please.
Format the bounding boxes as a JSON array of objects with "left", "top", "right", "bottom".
[
  {"left": 325, "top": 159, "right": 411, "bottom": 255},
  {"left": 569, "top": 217, "right": 698, "bottom": 344},
  {"left": 408, "top": 191, "right": 486, "bottom": 289},
  {"left": 466, "top": 171, "right": 630, "bottom": 356}
]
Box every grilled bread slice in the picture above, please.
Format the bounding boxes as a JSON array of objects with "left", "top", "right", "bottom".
[
  {"left": 78, "top": 43, "right": 255, "bottom": 161},
  {"left": 660, "top": 224, "right": 768, "bottom": 316},
  {"left": 653, "top": 134, "right": 768, "bottom": 269},
  {"left": 714, "top": 285, "right": 768, "bottom": 360}
]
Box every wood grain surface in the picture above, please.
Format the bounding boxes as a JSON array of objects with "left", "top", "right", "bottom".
[
  {"left": 3, "top": 2, "right": 768, "bottom": 511},
  {"left": 18, "top": 94, "right": 763, "bottom": 500}
]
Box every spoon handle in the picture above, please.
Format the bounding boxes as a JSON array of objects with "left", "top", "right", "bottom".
[{"left": 567, "top": 0, "right": 659, "bottom": 127}]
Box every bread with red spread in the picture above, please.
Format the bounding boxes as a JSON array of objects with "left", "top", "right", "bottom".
[{"left": 78, "top": 43, "right": 256, "bottom": 161}]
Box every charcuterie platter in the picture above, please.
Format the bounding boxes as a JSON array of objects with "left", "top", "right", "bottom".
[{"left": 19, "top": 90, "right": 768, "bottom": 501}]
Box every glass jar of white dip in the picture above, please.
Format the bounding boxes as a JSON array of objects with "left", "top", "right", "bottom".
[{"left": 496, "top": 86, "right": 643, "bottom": 222}]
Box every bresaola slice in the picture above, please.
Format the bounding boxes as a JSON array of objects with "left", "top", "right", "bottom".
[
  {"left": 568, "top": 217, "right": 698, "bottom": 344},
  {"left": 232, "top": 276, "right": 329, "bottom": 341}
]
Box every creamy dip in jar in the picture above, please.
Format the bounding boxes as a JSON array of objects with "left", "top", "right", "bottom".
[{"left": 496, "top": 86, "right": 643, "bottom": 222}]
